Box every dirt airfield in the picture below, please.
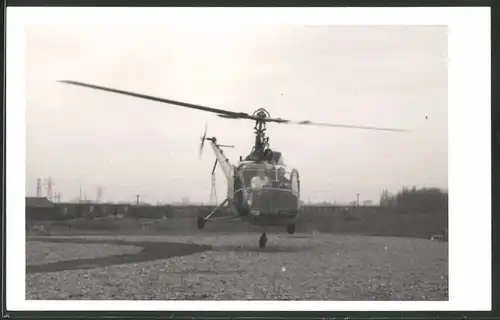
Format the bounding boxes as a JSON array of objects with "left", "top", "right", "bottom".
[{"left": 26, "top": 232, "right": 448, "bottom": 300}]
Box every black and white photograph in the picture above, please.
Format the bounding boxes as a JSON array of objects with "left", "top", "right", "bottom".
[{"left": 5, "top": 7, "right": 491, "bottom": 312}]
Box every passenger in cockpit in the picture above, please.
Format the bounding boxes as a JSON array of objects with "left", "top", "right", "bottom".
[
  {"left": 277, "top": 167, "right": 291, "bottom": 189},
  {"left": 249, "top": 169, "right": 270, "bottom": 209},
  {"left": 251, "top": 169, "right": 270, "bottom": 189},
  {"left": 264, "top": 149, "right": 273, "bottom": 163}
]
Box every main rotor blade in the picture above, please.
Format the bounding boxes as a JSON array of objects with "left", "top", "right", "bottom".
[
  {"left": 58, "top": 80, "right": 406, "bottom": 132},
  {"left": 58, "top": 80, "right": 257, "bottom": 120},
  {"left": 267, "top": 118, "right": 407, "bottom": 132}
]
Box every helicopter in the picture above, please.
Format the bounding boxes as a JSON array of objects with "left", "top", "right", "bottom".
[{"left": 58, "top": 80, "right": 406, "bottom": 248}]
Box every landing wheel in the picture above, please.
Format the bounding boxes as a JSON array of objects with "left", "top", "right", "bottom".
[
  {"left": 259, "top": 232, "right": 268, "bottom": 248},
  {"left": 197, "top": 216, "right": 205, "bottom": 230},
  {"left": 287, "top": 223, "right": 296, "bottom": 235}
]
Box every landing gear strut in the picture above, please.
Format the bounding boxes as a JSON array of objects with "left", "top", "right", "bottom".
[
  {"left": 197, "top": 215, "right": 205, "bottom": 230},
  {"left": 259, "top": 232, "right": 268, "bottom": 248},
  {"left": 286, "top": 223, "right": 296, "bottom": 235},
  {"left": 197, "top": 198, "right": 228, "bottom": 230}
]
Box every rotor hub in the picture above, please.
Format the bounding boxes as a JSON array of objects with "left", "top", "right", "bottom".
[{"left": 252, "top": 108, "right": 271, "bottom": 121}]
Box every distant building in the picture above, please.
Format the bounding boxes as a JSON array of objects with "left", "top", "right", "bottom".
[
  {"left": 26, "top": 197, "right": 56, "bottom": 220},
  {"left": 26, "top": 196, "right": 54, "bottom": 208}
]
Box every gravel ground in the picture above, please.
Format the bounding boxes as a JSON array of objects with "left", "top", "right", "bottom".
[{"left": 26, "top": 233, "right": 448, "bottom": 300}]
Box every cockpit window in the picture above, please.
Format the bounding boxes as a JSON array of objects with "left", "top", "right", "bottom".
[
  {"left": 272, "top": 152, "right": 285, "bottom": 166},
  {"left": 239, "top": 168, "right": 273, "bottom": 188},
  {"left": 237, "top": 163, "right": 292, "bottom": 190}
]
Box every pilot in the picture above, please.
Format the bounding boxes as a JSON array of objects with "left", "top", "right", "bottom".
[
  {"left": 277, "top": 167, "right": 291, "bottom": 188},
  {"left": 251, "top": 169, "right": 270, "bottom": 189},
  {"left": 264, "top": 148, "right": 274, "bottom": 163}
]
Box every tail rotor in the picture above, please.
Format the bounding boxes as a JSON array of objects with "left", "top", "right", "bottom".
[{"left": 199, "top": 123, "right": 208, "bottom": 159}]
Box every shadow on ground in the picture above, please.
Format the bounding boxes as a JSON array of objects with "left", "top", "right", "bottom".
[
  {"left": 26, "top": 236, "right": 317, "bottom": 274},
  {"left": 26, "top": 237, "right": 212, "bottom": 274}
]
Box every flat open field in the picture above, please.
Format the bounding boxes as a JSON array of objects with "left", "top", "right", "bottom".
[{"left": 26, "top": 232, "right": 448, "bottom": 300}]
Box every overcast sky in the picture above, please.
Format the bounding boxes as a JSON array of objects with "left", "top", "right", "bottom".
[{"left": 25, "top": 24, "right": 447, "bottom": 204}]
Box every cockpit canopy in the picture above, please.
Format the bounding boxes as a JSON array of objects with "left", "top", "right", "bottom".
[
  {"left": 235, "top": 161, "right": 293, "bottom": 191},
  {"left": 271, "top": 151, "right": 285, "bottom": 166},
  {"left": 233, "top": 161, "right": 300, "bottom": 212}
]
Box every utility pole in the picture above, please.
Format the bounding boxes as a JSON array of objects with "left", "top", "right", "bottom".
[
  {"left": 36, "top": 178, "right": 42, "bottom": 197},
  {"left": 77, "top": 177, "right": 83, "bottom": 203},
  {"left": 135, "top": 194, "right": 146, "bottom": 205},
  {"left": 356, "top": 193, "right": 360, "bottom": 206},
  {"left": 97, "top": 186, "right": 103, "bottom": 203}
]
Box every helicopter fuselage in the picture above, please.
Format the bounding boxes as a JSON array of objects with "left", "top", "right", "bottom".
[
  {"left": 232, "top": 161, "right": 300, "bottom": 227},
  {"left": 234, "top": 187, "right": 300, "bottom": 227},
  {"left": 207, "top": 138, "right": 301, "bottom": 228}
]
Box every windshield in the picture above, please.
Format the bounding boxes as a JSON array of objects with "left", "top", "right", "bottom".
[
  {"left": 238, "top": 164, "right": 292, "bottom": 190},
  {"left": 233, "top": 163, "right": 299, "bottom": 212}
]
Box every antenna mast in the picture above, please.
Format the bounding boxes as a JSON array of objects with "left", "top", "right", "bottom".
[
  {"left": 210, "top": 175, "right": 217, "bottom": 204},
  {"left": 44, "top": 177, "right": 54, "bottom": 201},
  {"left": 209, "top": 159, "right": 218, "bottom": 204}
]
